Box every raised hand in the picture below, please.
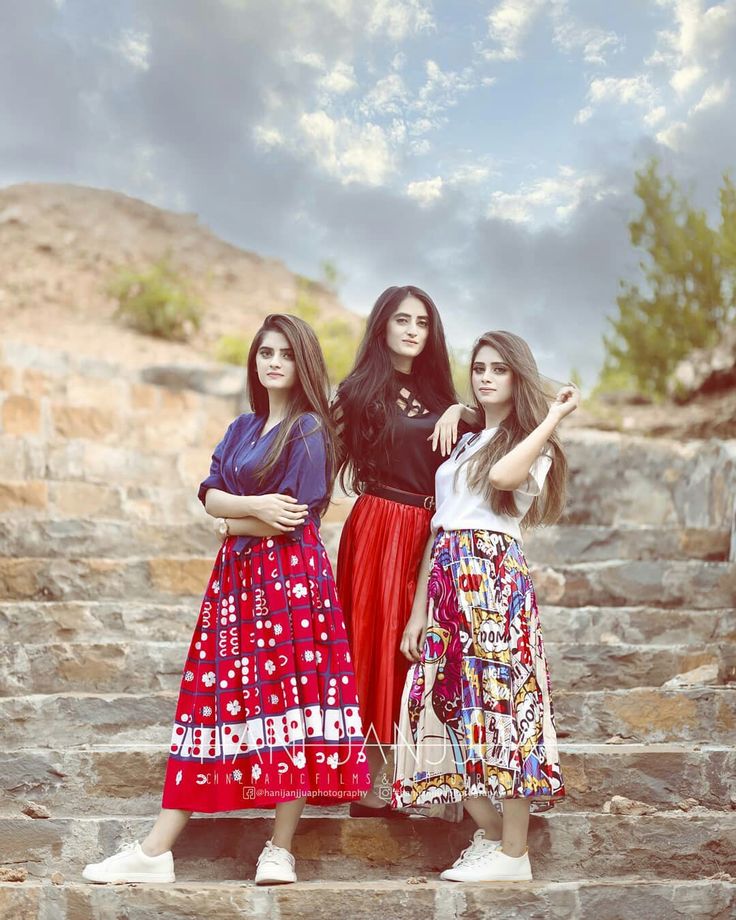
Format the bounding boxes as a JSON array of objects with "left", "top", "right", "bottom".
[{"left": 547, "top": 385, "right": 580, "bottom": 423}]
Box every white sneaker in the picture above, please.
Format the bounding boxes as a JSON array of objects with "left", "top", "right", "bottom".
[
  {"left": 82, "top": 841, "right": 175, "bottom": 884},
  {"left": 254, "top": 840, "right": 297, "bottom": 885},
  {"left": 441, "top": 847, "right": 532, "bottom": 883},
  {"left": 440, "top": 829, "right": 501, "bottom": 880}
]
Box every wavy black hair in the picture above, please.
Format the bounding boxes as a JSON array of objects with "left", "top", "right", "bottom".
[{"left": 334, "top": 285, "right": 456, "bottom": 493}]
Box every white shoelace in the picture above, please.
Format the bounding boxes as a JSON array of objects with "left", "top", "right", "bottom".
[
  {"left": 258, "top": 841, "right": 291, "bottom": 867},
  {"left": 453, "top": 833, "right": 494, "bottom": 867}
]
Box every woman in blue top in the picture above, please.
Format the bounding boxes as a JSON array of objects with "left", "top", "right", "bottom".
[{"left": 83, "top": 314, "right": 370, "bottom": 887}]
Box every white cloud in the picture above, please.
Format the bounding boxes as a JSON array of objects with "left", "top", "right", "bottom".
[
  {"left": 253, "top": 125, "right": 284, "bottom": 148},
  {"left": 549, "top": 0, "right": 623, "bottom": 65},
  {"left": 575, "top": 75, "right": 661, "bottom": 124},
  {"left": 414, "top": 59, "right": 477, "bottom": 117},
  {"left": 643, "top": 2, "right": 736, "bottom": 149},
  {"left": 319, "top": 61, "right": 357, "bottom": 95},
  {"left": 406, "top": 176, "right": 443, "bottom": 205},
  {"left": 652, "top": 0, "right": 734, "bottom": 66},
  {"left": 484, "top": 0, "right": 546, "bottom": 61},
  {"left": 409, "top": 138, "right": 431, "bottom": 155},
  {"left": 298, "top": 111, "right": 395, "bottom": 186},
  {"left": 360, "top": 73, "right": 408, "bottom": 115},
  {"left": 670, "top": 63, "right": 704, "bottom": 96},
  {"left": 410, "top": 116, "right": 441, "bottom": 136},
  {"left": 658, "top": 77, "right": 732, "bottom": 148},
  {"left": 116, "top": 30, "right": 151, "bottom": 71},
  {"left": 291, "top": 50, "right": 326, "bottom": 70},
  {"left": 656, "top": 120, "right": 687, "bottom": 149},
  {"left": 367, "top": 0, "right": 435, "bottom": 39},
  {"left": 450, "top": 163, "right": 494, "bottom": 186},
  {"left": 690, "top": 79, "right": 731, "bottom": 114},
  {"left": 487, "top": 168, "right": 613, "bottom": 224},
  {"left": 644, "top": 105, "right": 667, "bottom": 126}
]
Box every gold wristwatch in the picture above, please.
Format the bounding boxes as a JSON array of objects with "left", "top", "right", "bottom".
[{"left": 216, "top": 517, "right": 230, "bottom": 537}]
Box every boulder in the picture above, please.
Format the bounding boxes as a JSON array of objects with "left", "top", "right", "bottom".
[
  {"left": 669, "top": 326, "right": 736, "bottom": 402},
  {"left": 141, "top": 364, "right": 243, "bottom": 398}
]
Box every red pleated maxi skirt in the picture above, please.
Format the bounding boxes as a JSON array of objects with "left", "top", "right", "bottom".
[
  {"left": 337, "top": 493, "right": 433, "bottom": 744},
  {"left": 162, "top": 523, "right": 371, "bottom": 812}
]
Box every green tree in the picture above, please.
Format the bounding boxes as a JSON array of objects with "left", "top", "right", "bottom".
[{"left": 600, "top": 159, "right": 736, "bottom": 398}]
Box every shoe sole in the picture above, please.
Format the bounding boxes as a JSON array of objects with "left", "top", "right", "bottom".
[
  {"left": 441, "top": 875, "right": 533, "bottom": 883},
  {"left": 255, "top": 876, "right": 296, "bottom": 885},
  {"left": 82, "top": 870, "right": 175, "bottom": 884}
]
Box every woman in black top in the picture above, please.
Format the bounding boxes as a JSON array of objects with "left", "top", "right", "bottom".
[{"left": 333, "top": 285, "right": 475, "bottom": 814}]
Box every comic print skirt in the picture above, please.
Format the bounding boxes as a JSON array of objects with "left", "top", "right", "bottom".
[
  {"left": 392, "top": 529, "right": 565, "bottom": 812},
  {"left": 162, "top": 523, "right": 371, "bottom": 812}
]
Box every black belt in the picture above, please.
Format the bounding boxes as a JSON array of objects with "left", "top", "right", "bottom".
[{"left": 363, "top": 484, "right": 435, "bottom": 510}]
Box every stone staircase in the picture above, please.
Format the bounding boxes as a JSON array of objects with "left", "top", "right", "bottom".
[{"left": 1, "top": 341, "right": 734, "bottom": 919}]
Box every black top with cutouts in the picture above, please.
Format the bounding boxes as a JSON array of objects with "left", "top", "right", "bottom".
[{"left": 334, "top": 370, "right": 463, "bottom": 496}]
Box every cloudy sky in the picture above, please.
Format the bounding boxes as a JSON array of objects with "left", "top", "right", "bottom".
[{"left": 2, "top": 0, "right": 735, "bottom": 383}]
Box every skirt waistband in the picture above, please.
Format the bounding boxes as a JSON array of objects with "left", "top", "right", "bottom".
[{"left": 363, "top": 484, "right": 435, "bottom": 510}]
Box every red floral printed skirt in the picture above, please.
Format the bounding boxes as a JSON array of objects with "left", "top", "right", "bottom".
[{"left": 162, "top": 523, "right": 371, "bottom": 812}]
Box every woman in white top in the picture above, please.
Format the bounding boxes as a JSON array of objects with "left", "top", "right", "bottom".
[{"left": 392, "top": 330, "right": 579, "bottom": 883}]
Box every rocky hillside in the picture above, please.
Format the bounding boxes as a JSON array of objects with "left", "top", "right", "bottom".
[{"left": 0, "top": 183, "right": 360, "bottom": 369}]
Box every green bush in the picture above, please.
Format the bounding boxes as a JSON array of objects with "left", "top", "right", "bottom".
[
  {"left": 110, "top": 261, "right": 203, "bottom": 342},
  {"left": 215, "top": 334, "right": 249, "bottom": 366},
  {"left": 450, "top": 346, "right": 471, "bottom": 401},
  {"left": 292, "top": 283, "right": 363, "bottom": 384}
]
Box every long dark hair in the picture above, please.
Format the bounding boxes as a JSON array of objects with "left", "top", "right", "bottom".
[
  {"left": 335, "top": 285, "right": 456, "bottom": 493},
  {"left": 460, "top": 331, "right": 567, "bottom": 527},
  {"left": 246, "top": 314, "right": 336, "bottom": 511}
]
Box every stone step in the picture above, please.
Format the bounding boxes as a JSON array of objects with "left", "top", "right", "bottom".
[
  {"left": 544, "top": 604, "right": 736, "bottom": 646},
  {"left": 523, "top": 524, "right": 731, "bottom": 562},
  {"left": 0, "top": 637, "right": 727, "bottom": 696},
  {"left": 0, "top": 390, "right": 234, "bottom": 453},
  {"left": 2, "top": 879, "right": 734, "bottom": 920},
  {"left": 0, "top": 479, "right": 202, "bottom": 522},
  {"left": 560, "top": 428, "right": 736, "bottom": 531},
  {"left": 2, "top": 688, "right": 733, "bottom": 747},
  {"left": 0, "top": 433, "right": 209, "bottom": 490},
  {"left": 2, "top": 600, "right": 732, "bottom": 647},
  {"left": 0, "top": 517, "right": 220, "bottom": 558},
  {"left": 2, "top": 743, "right": 732, "bottom": 818},
  {"left": 3, "top": 812, "right": 734, "bottom": 883},
  {"left": 532, "top": 559, "right": 736, "bottom": 609},
  {"left": 1, "top": 518, "right": 730, "bottom": 562},
  {"left": 2, "top": 554, "right": 733, "bottom": 607},
  {"left": 0, "top": 341, "right": 238, "bottom": 414}
]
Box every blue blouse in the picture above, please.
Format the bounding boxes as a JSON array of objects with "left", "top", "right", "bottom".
[{"left": 198, "top": 412, "right": 329, "bottom": 553}]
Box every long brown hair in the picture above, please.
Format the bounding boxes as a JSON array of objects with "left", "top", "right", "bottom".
[
  {"left": 460, "top": 330, "right": 567, "bottom": 527},
  {"left": 335, "top": 285, "right": 456, "bottom": 493},
  {"left": 246, "top": 314, "right": 336, "bottom": 511}
]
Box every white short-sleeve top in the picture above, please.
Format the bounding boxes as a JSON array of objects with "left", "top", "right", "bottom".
[{"left": 431, "top": 427, "right": 552, "bottom": 543}]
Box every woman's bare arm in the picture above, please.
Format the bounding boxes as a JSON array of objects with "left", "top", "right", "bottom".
[
  {"left": 489, "top": 386, "right": 579, "bottom": 490},
  {"left": 205, "top": 488, "right": 308, "bottom": 528},
  {"left": 221, "top": 517, "right": 288, "bottom": 537}
]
